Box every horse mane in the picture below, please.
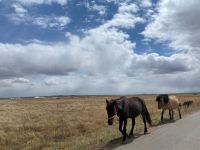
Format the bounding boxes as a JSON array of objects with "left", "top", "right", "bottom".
[
  {"left": 156, "top": 95, "right": 161, "bottom": 102},
  {"left": 111, "top": 96, "right": 127, "bottom": 114},
  {"left": 161, "top": 94, "right": 169, "bottom": 104},
  {"left": 156, "top": 94, "right": 169, "bottom": 104}
]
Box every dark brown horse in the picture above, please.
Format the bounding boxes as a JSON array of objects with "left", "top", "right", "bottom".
[{"left": 106, "top": 96, "right": 152, "bottom": 141}]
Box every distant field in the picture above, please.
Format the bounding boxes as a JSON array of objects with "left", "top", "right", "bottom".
[{"left": 0, "top": 94, "right": 200, "bottom": 150}]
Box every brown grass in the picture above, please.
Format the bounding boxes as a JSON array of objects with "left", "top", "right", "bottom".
[{"left": 0, "top": 94, "right": 199, "bottom": 150}]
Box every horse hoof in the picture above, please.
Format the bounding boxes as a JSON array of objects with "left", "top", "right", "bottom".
[
  {"left": 144, "top": 131, "right": 147, "bottom": 134},
  {"left": 122, "top": 137, "right": 126, "bottom": 142},
  {"left": 122, "top": 140, "right": 127, "bottom": 144},
  {"left": 128, "top": 134, "right": 134, "bottom": 138},
  {"left": 129, "top": 134, "right": 133, "bottom": 137}
]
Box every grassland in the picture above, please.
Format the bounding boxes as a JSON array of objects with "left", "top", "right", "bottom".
[{"left": 0, "top": 94, "right": 200, "bottom": 150}]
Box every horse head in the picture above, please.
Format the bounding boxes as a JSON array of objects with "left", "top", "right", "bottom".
[
  {"left": 106, "top": 99, "right": 117, "bottom": 125},
  {"left": 156, "top": 94, "right": 169, "bottom": 109}
]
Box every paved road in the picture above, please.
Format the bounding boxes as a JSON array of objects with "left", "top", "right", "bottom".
[{"left": 114, "top": 111, "right": 200, "bottom": 150}]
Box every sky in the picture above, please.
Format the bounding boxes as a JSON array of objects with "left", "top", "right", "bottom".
[{"left": 0, "top": 0, "right": 200, "bottom": 97}]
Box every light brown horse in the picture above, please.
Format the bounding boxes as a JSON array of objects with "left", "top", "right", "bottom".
[{"left": 156, "top": 94, "right": 182, "bottom": 121}]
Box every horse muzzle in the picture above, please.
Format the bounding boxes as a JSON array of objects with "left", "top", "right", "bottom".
[
  {"left": 108, "top": 116, "right": 114, "bottom": 125},
  {"left": 158, "top": 103, "right": 162, "bottom": 109},
  {"left": 108, "top": 120, "right": 113, "bottom": 125}
]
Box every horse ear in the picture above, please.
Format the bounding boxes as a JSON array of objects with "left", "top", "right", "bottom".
[{"left": 106, "top": 99, "right": 109, "bottom": 104}]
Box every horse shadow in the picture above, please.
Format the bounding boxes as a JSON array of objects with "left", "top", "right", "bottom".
[
  {"left": 101, "top": 133, "right": 145, "bottom": 150},
  {"left": 152, "top": 118, "right": 176, "bottom": 127}
]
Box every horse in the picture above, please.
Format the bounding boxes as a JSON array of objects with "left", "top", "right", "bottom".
[
  {"left": 156, "top": 94, "right": 182, "bottom": 121},
  {"left": 183, "top": 100, "right": 193, "bottom": 108},
  {"left": 106, "top": 96, "right": 152, "bottom": 141}
]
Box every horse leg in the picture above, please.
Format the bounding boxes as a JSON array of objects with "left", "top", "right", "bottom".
[
  {"left": 122, "top": 118, "right": 127, "bottom": 141},
  {"left": 129, "top": 118, "right": 135, "bottom": 136},
  {"left": 171, "top": 110, "right": 174, "bottom": 120},
  {"left": 142, "top": 113, "right": 148, "bottom": 133},
  {"left": 161, "top": 109, "right": 165, "bottom": 121},
  {"left": 178, "top": 107, "right": 182, "bottom": 119},
  {"left": 169, "top": 110, "right": 172, "bottom": 120},
  {"left": 119, "top": 118, "right": 123, "bottom": 135}
]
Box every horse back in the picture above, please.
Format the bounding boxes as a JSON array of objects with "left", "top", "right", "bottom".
[{"left": 168, "top": 95, "right": 180, "bottom": 109}]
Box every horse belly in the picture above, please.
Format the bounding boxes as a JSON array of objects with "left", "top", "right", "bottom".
[
  {"left": 129, "top": 111, "right": 140, "bottom": 118},
  {"left": 128, "top": 104, "right": 142, "bottom": 118},
  {"left": 170, "top": 100, "right": 179, "bottom": 109}
]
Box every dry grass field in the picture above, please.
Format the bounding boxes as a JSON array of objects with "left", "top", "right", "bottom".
[{"left": 0, "top": 94, "right": 200, "bottom": 150}]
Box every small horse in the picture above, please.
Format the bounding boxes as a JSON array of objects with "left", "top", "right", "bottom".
[
  {"left": 106, "top": 96, "right": 152, "bottom": 141},
  {"left": 183, "top": 100, "right": 193, "bottom": 108},
  {"left": 156, "top": 94, "right": 181, "bottom": 121}
]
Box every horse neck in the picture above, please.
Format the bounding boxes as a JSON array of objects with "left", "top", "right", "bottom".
[
  {"left": 115, "top": 99, "right": 129, "bottom": 117},
  {"left": 113, "top": 102, "right": 118, "bottom": 116}
]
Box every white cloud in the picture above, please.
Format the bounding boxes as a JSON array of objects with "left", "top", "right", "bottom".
[
  {"left": 1, "top": 0, "right": 200, "bottom": 97},
  {"left": 17, "top": 0, "right": 67, "bottom": 6},
  {"left": 12, "top": 78, "right": 30, "bottom": 84},
  {"left": 130, "top": 53, "right": 196, "bottom": 75},
  {"left": 143, "top": 0, "right": 200, "bottom": 52},
  {"left": 8, "top": 1, "right": 70, "bottom": 29},
  {"left": 9, "top": 13, "right": 70, "bottom": 29},
  {"left": 0, "top": 18, "right": 196, "bottom": 97},
  {"left": 101, "top": 3, "right": 145, "bottom": 29},
  {"left": 140, "top": 0, "right": 152, "bottom": 8},
  {"left": 90, "top": 4, "right": 107, "bottom": 16},
  {"left": 12, "top": 3, "right": 27, "bottom": 16},
  {"left": 33, "top": 16, "right": 70, "bottom": 29}
]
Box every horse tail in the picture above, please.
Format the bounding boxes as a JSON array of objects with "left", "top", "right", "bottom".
[
  {"left": 144, "top": 105, "right": 152, "bottom": 125},
  {"left": 139, "top": 99, "right": 152, "bottom": 125}
]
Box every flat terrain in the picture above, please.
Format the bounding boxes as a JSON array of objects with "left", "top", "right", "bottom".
[
  {"left": 0, "top": 94, "right": 199, "bottom": 149},
  {"left": 114, "top": 111, "right": 200, "bottom": 150}
]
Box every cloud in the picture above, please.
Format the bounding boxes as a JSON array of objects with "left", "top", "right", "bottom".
[
  {"left": 101, "top": 3, "right": 145, "bottom": 29},
  {"left": 12, "top": 78, "right": 30, "bottom": 84},
  {"left": 12, "top": 3, "right": 27, "bottom": 16},
  {"left": 32, "top": 16, "right": 70, "bottom": 29},
  {"left": 0, "top": 42, "right": 80, "bottom": 78},
  {"left": 7, "top": 2, "right": 71, "bottom": 29},
  {"left": 1, "top": 0, "right": 189, "bottom": 80},
  {"left": 17, "top": 0, "right": 67, "bottom": 6},
  {"left": 141, "top": 0, "right": 200, "bottom": 83},
  {"left": 143, "top": 0, "right": 200, "bottom": 53},
  {"left": 1, "top": 0, "right": 200, "bottom": 97},
  {"left": 0, "top": 78, "right": 30, "bottom": 89},
  {"left": 128, "top": 53, "right": 195, "bottom": 76},
  {"left": 0, "top": 27, "right": 134, "bottom": 78},
  {"left": 9, "top": 11, "right": 70, "bottom": 29},
  {"left": 89, "top": 4, "right": 107, "bottom": 16},
  {"left": 140, "top": 0, "right": 152, "bottom": 8}
]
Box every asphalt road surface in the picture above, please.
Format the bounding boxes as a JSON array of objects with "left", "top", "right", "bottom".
[{"left": 114, "top": 111, "right": 200, "bottom": 150}]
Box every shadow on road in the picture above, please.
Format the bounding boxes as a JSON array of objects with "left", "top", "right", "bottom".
[
  {"left": 102, "top": 133, "right": 146, "bottom": 150},
  {"left": 102, "top": 119, "right": 177, "bottom": 150},
  {"left": 153, "top": 119, "right": 176, "bottom": 127}
]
